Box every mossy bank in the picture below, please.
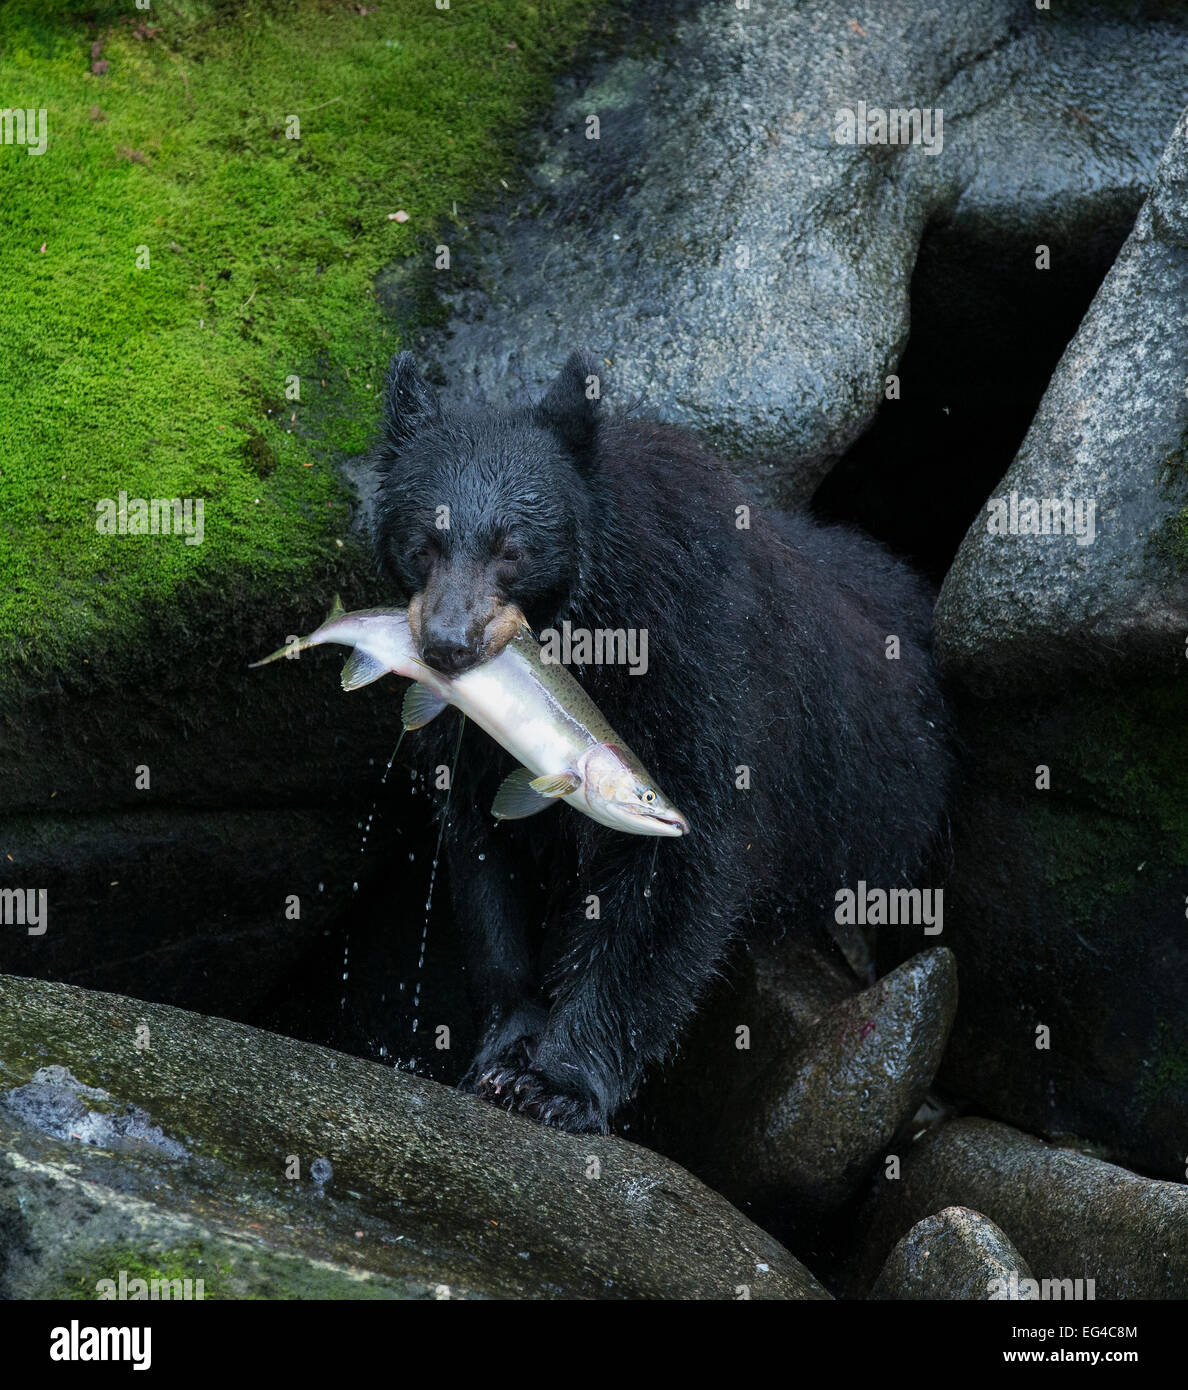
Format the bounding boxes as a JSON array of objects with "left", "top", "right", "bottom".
[{"left": 0, "top": 0, "right": 606, "bottom": 680}]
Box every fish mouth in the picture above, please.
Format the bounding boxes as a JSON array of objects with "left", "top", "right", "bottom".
[{"left": 612, "top": 806, "right": 688, "bottom": 837}]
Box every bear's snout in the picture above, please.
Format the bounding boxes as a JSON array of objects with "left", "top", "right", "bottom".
[
  {"left": 421, "top": 619, "right": 477, "bottom": 676},
  {"left": 414, "top": 576, "right": 497, "bottom": 676}
]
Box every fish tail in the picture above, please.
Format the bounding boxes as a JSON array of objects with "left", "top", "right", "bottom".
[
  {"left": 251, "top": 595, "right": 346, "bottom": 669},
  {"left": 248, "top": 634, "right": 317, "bottom": 668}
]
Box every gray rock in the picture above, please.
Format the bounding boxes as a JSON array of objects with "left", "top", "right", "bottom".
[
  {"left": 392, "top": 1, "right": 1188, "bottom": 498},
  {"left": 0, "top": 804, "right": 390, "bottom": 1020},
  {"left": 714, "top": 948, "right": 957, "bottom": 1228},
  {"left": 638, "top": 927, "right": 863, "bottom": 1166},
  {"left": 869, "top": 1206, "right": 1033, "bottom": 1301},
  {"left": 4, "top": 1065, "right": 188, "bottom": 1159},
  {"left": 0, "top": 974, "right": 828, "bottom": 1300},
  {"left": 876, "top": 686, "right": 1188, "bottom": 1181},
  {"left": 855, "top": 1118, "right": 1188, "bottom": 1300},
  {"left": 0, "top": 591, "right": 475, "bottom": 1063},
  {"left": 936, "top": 106, "right": 1188, "bottom": 690}
]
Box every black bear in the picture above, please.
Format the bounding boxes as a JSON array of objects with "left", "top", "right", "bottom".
[{"left": 374, "top": 350, "right": 953, "bottom": 1133}]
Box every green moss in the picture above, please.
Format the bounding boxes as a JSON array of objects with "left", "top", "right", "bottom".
[
  {"left": 0, "top": 0, "right": 606, "bottom": 676},
  {"left": 1138, "top": 1019, "right": 1188, "bottom": 1106},
  {"left": 47, "top": 1237, "right": 408, "bottom": 1299},
  {"left": 1030, "top": 683, "right": 1188, "bottom": 922},
  {"left": 1070, "top": 686, "right": 1188, "bottom": 853},
  {"left": 1151, "top": 438, "right": 1188, "bottom": 572},
  {"left": 54, "top": 1241, "right": 234, "bottom": 1300},
  {"left": 1152, "top": 502, "right": 1188, "bottom": 571}
]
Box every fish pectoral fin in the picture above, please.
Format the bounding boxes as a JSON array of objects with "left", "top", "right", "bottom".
[
  {"left": 340, "top": 648, "right": 390, "bottom": 691},
  {"left": 492, "top": 767, "right": 568, "bottom": 820},
  {"left": 528, "top": 771, "right": 581, "bottom": 798},
  {"left": 402, "top": 681, "right": 448, "bottom": 730}
]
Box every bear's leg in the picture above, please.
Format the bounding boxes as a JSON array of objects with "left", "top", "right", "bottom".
[
  {"left": 488, "top": 848, "right": 737, "bottom": 1133},
  {"left": 441, "top": 800, "right": 547, "bottom": 1092}
]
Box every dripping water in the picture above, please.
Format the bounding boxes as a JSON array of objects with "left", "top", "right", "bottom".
[
  {"left": 409, "top": 714, "right": 467, "bottom": 1037},
  {"left": 643, "top": 839, "right": 660, "bottom": 899},
  {"left": 341, "top": 730, "right": 406, "bottom": 1011}
]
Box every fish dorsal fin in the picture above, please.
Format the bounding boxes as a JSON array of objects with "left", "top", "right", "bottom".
[
  {"left": 402, "top": 681, "right": 448, "bottom": 730},
  {"left": 341, "top": 648, "right": 389, "bottom": 691},
  {"left": 492, "top": 767, "right": 568, "bottom": 820},
  {"left": 327, "top": 593, "right": 346, "bottom": 621}
]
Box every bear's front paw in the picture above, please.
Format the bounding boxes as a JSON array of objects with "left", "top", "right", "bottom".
[
  {"left": 462, "top": 1033, "right": 538, "bottom": 1096},
  {"left": 469, "top": 1057, "right": 610, "bottom": 1134},
  {"left": 509, "top": 1075, "right": 609, "bottom": 1134}
]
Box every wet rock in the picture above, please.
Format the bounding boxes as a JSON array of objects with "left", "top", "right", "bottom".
[
  {"left": 869, "top": 112, "right": 1188, "bottom": 1179},
  {"left": 713, "top": 948, "right": 957, "bottom": 1229},
  {"left": 4, "top": 1065, "right": 187, "bottom": 1159},
  {"left": 877, "top": 686, "right": 1188, "bottom": 1181},
  {"left": 637, "top": 927, "right": 862, "bottom": 1166},
  {"left": 0, "top": 974, "right": 828, "bottom": 1300},
  {"left": 1, "top": 805, "right": 384, "bottom": 1022},
  {"left": 0, "top": 591, "right": 468, "bottom": 1058},
  {"left": 855, "top": 1118, "right": 1188, "bottom": 1300},
  {"left": 869, "top": 1206, "right": 1033, "bottom": 1301},
  {"left": 936, "top": 107, "right": 1188, "bottom": 690},
  {"left": 393, "top": 1, "right": 1188, "bottom": 500},
  {"left": 0, "top": 1103, "right": 445, "bottom": 1300}
]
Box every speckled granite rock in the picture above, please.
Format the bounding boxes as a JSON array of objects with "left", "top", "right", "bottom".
[{"left": 0, "top": 975, "right": 827, "bottom": 1300}]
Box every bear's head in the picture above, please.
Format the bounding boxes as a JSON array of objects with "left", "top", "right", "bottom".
[{"left": 374, "top": 350, "right": 601, "bottom": 675}]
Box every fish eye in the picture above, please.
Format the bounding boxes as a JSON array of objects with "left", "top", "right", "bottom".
[{"left": 643, "top": 789, "right": 656, "bottom": 804}]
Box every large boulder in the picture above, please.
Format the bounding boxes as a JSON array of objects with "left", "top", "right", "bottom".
[
  {"left": 392, "top": 0, "right": 1188, "bottom": 500},
  {"left": 0, "top": 975, "right": 828, "bottom": 1301},
  {"left": 869, "top": 1207, "right": 1034, "bottom": 1301},
  {"left": 711, "top": 950, "right": 957, "bottom": 1231},
  {"left": 0, "top": 599, "right": 459, "bottom": 1041},
  {"left": 876, "top": 686, "right": 1188, "bottom": 1182},
  {"left": 896, "top": 114, "right": 1188, "bottom": 1182},
  {"left": 853, "top": 1118, "right": 1188, "bottom": 1300},
  {"left": 936, "top": 107, "right": 1188, "bottom": 689}
]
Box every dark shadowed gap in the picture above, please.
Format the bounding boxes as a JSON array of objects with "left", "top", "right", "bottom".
[{"left": 810, "top": 214, "right": 1139, "bottom": 584}]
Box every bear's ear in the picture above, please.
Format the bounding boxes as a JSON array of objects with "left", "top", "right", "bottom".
[
  {"left": 534, "top": 349, "right": 601, "bottom": 471},
  {"left": 381, "top": 352, "right": 441, "bottom": 458}
]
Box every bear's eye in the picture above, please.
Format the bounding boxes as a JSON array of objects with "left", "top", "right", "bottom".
[
  {"left": 495, "top": 538, "right": 524, "bottom": 565},
  {"left": 409, "top": 536, "right": 439, "bottom": 568}
]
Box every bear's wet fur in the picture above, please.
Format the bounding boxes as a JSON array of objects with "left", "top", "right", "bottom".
[{"left": 374, "top": 350, "right": 954, "bottom": 1133}]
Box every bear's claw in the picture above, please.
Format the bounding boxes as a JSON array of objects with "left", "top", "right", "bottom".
[{"left": 468, "top": 1052, "right": 608, "bottom": 1133}]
